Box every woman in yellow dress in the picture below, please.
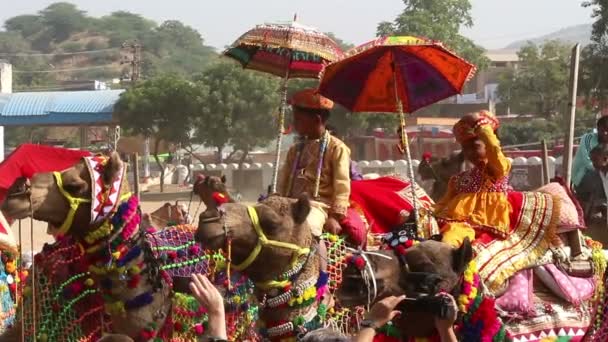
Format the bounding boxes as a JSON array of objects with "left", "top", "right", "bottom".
[{"left": 435, "top": 111, "right": 512, "bottom": 247}]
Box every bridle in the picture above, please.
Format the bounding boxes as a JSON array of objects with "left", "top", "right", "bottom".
[
  {"left": 347, "top": 248, "right": 393, "bottom": 309},
  {"left": 6, "top": 172, "right": 93, "bottom": 236},
  {"left": 234, "top": 206, "right": 310, "bottom": 272},
  {"left": 52, "top": 171, "right": 92, "bottom": 236},
  {"left": 201, "top": 205, "right": 312, "bottom": 289}
]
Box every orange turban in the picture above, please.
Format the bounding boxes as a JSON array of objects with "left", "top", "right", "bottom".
[
  {"left": 289, "top": 88, "right": 334, "bottom": 110},
  {"left": 453, "top": 110, "right": 500, "bottom": 144}
]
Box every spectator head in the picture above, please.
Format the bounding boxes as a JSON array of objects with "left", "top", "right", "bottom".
[
  {"left": 597, "top": 116, "right": 608, "bottom": 144},
  {"left": 590, "top": 144, "right": 608, "bottom": 171},
  {"left": 301, "top": 328, "right": 349, "bottom": 342}
]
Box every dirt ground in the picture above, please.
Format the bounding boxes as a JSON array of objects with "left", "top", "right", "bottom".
[{"left": 14, "top": 184, "right": 202, "bottom": 254}]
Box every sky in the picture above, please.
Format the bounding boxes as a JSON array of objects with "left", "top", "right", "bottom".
[{"left": 0, "top": 0, "right": 594, "bottom": 50}]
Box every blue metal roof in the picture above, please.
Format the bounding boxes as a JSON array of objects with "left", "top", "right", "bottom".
[{"left": 0, "top": 89, "right": 124, "bottom": 126}]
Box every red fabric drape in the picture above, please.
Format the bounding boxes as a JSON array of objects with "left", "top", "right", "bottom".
[{"left": 0, "top": 144, "right": 90, "bottom": 202}]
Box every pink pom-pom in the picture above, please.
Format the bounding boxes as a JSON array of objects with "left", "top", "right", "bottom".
[{"left": 194, "top": 323, "right": 204, "bottom": 335}]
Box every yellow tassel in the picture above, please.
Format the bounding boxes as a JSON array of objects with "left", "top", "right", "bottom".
[
  {"left": 129, "top": 265, "right": 141, "bottom": 275},
  {"left": 84, "top": 278, "right": 95, "bottom": 287}
]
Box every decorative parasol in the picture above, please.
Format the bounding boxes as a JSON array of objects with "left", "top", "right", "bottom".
[
  {"left": 318, "top": 36, "right": 475, "bottom": 226},
  {"left": 223, "top": 16, "right": 344, "bottom": 193}
]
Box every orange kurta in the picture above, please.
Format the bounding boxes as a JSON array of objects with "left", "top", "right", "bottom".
[{"left": 435, "top": 125, "right": 512, "bottom": 247}]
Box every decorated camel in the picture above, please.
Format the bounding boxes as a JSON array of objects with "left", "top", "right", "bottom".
[
  {"left": 417, "top": 152, "right": 464, "bottom": 202},
  {"left": 0, "top": 153, "right": 390, "bottom": 342},
  {"left": 0, "top": 153, "right": 257, "bottom": 341}
]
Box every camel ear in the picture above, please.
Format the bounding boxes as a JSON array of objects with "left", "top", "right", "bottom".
[
  {"left": 452, "top": 237, "right": 473, "bottom": 274},
  {"left": 221, "top": 175, "right": 227, "bottom": 184},
  {"left": 291, "top": 194, "right": 311, "bottom": 225},
  {"left": 103, "top": 152, "right": 123, "bottom": 185},
  {"left": 62, "top": 173, "right": 89, "bottom": 196}
]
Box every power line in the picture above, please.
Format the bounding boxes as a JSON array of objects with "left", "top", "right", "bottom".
[
  {"left": 0, "top": 48, "right": 120, "bottom": 58},
  {"left": 13, "top": 64, "right": 118, "bottom": 73}
]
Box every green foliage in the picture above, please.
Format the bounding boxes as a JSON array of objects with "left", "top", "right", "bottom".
[
  {"left": 583, "top": 0, "right": 608, "bottom": 43},
  {"left": 39, "top": 2, "right": 90, "bottom": 43},
  {"left": 193, "top": 62, "right": 280, "bottom": 162},
  {"left": 377, "top": 0, "right": 489, "bottom": 69},
  {"left": 114, "top": 74, "right": 203, "bottom": 191},
  {"left": 3, "top": 15, "right": 45, "bottom": 38},
  {"left": 496, "top": 41, "right": 571, "bottom": 117},
  {"left": 580, "top": 1, "right": 608, "bottom": 110},
  {"left": 324, "top": 32, "right": 355, "bottom": 51},
  {"left": 499, "top": 109, "right": 597, "bottom": 146},
  {"left": 2, "top": 2, "right": 216, "bottom": 89}
]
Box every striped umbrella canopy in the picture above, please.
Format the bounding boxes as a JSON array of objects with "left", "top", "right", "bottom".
[
  {"left": 318, "top": 36, "right": 476, "bottom": 113},
  {"left": 224, "top": 17, "right": 344, "bottom": 193},
  {"left": 223, "top": 19, "right": 344, "bottom": 79}
]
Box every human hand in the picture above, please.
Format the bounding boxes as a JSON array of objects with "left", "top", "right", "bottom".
[
  {"left": 324, "top": 216, "right": 342, "bottom": 235},
  {"left": 434, "top": 293, "right": 457, "bottom": 333},
  {"left": 366, "top": 295, "right": 406, "bottom": 328},
  {"left": 189, "top": 274, "right": 224, "bottom": 316}
]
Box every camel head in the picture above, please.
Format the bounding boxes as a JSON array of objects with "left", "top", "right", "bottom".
[
  {"left": 196, "top": 195, "right": 311, "bottom": 282},
  {"left": 339, "top": 239, "right": 473, "bottom": 337},
  {"left": 2, "top": 152, "right": 127, "bottom": 240},
  {"left": 193, "top": 174, "right": 231, "bottom": 210},
  {"left": 337, "top": 249, "right": 403, "bottom": 307}
]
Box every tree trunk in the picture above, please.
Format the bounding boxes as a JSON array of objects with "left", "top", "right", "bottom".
[
  {"left": 216, "top": 145, "right": 224, "bottom": 164},
  {"left": 154, "top": 138, "right": 165, "bottom": 193}
]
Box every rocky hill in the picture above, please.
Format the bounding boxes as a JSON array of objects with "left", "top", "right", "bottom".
[
  {"left": 506, "top": 24, "right": 592, "bottom": 49},
  {"left": 0, "top": 3, "right": 217, "bottom": 91}
]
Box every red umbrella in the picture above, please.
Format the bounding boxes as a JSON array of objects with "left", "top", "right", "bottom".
[{"left": 319, "top": 36, "right": 475, "bottom": 226}]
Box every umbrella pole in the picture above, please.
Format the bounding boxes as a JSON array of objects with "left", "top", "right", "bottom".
[
  {"left": 393, "top": 65, "right": 419, "bottom": 231},
  {"left": 270, "top": 71, "right": 290, "bottom": 194}
]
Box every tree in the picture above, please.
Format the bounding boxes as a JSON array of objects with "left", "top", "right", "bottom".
[
  {"left": 39, "top": 2, "right": 90, "bottom": 42},
  {"left": 580, "top": 1, "right": 608, "bottom": 110},
  {"left": 377, "top": 0, "right": 489, "bottom": 69},
  {"left": 325, "top": 32, "right": 355, "bottom": 51},
  {"left": 193, "top": 62, "right": 280, "bottom": 163},
  {"left": 114, "top": 75, "right": 202, "bottom": 192},
  {"left": 496, "top": 41, "right": 571, "bottom": 117},
  {"left": 3, "top": 15, "right": 45, "bottom": 38}
]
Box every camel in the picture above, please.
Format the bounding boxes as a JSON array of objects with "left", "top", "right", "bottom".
[
  {"left": 195, "top": 194, "right": 420, "bottom": 340},
  {"left": 338, "top": 239, "right": 473, "bottom": 338},
  {"left": 417, "top": 152, "right": 464, "bottom": 201},
  {"left": 142, "top": 201, "right": 190, "bottom": 229},
  {"left": 0, "top": 152, "right": 255, "bottom": 341},
  {"left": 192, "top": 174, "right": 233, "bottom": 212}
]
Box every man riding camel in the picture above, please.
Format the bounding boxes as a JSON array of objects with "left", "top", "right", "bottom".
[{"left": 278, "top": 88, "right": 351, "bottom": 237}]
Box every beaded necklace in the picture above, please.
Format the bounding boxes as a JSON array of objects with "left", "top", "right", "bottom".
[{"left": 286, "top": 130, "right": 330, "bottom": 199}]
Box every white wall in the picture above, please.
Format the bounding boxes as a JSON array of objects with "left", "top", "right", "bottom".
[{"left": 184, "top": 156, "right": 562, "bottom": 200}]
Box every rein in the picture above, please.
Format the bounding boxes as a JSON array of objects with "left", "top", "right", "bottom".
[{"left": 54, "top": 171, "right": 92, "bottom": 236}]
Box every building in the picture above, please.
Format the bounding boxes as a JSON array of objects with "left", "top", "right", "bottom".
[{"left": 347, "top": 117, "right": 459, "bottom": 161}]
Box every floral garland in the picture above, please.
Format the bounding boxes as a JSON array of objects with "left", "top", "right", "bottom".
[
  {"left": 583, "top": 237, "right": 607, "bottom": 338},
  {"left": 456, "top": 260, "right": 510, "bottom": 342}
]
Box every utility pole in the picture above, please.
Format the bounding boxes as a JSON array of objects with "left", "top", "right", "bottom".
[
  {"left": 121, "top": 40, "right": 142, "bottom": 83},
  {"left": 120, "top": 40, "right": 149, "bottom": 180}
]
